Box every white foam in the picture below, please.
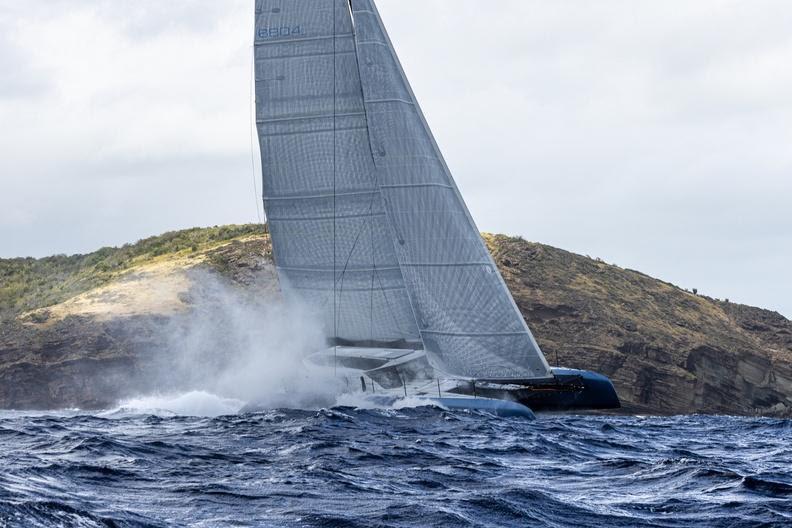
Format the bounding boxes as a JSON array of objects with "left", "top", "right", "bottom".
[
  {"left": 335, "top": 392, "right": 439, "bottom": 411},
  {"left": 108, "top": 391, "right": 245, "bottom": 417}
]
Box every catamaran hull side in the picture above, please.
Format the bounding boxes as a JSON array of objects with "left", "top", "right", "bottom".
[
  {"left": 433, "top": 398, "right": 536, "bottom": 419},
  {"left": 517, "top": 369, "right": 620, "bottom": 411},
  {"left": 461, "top": 368, "right": 621, "bottom": 412},
  {"left": 307, "top": 348, "right": 620, "bottom": 412}
]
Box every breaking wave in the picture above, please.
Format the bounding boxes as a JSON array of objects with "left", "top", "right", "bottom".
[{"left": 106, "top": 391, "right": 246, "bottom": 418}]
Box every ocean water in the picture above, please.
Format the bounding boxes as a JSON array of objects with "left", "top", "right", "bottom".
[{"left": 0, "top": 396, "right": 790, "bottom": 527}]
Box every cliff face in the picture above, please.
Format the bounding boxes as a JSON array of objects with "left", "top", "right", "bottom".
[
  {"left": 0, "top": 226, "right": 790, "bottom": 416},
  {"left": 486, "top": 234, "right": 792, "bottom": 416}
]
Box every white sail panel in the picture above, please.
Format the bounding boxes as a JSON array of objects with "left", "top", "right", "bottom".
[
  {"left": 255, "top": 0, "right": 421, "bottom": 346},
  {"left": 350, "top": 0, "right": 552, "bottom": 379}
]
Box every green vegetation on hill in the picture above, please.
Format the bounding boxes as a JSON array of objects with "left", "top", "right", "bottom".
[
  {"left": 0, "top": 224, "right": 264, "bottom": 319},
  {"left": 0, "top": 224, "right": 789, "bottom": 415}
]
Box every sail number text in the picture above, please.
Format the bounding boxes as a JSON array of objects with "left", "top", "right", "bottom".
[{"left": 257, "top": 26, "right": 304, "bottom": 40}]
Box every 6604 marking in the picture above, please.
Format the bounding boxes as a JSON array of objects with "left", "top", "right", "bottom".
[{"left": 257, "top": 26, "right": 303, "bottom": 40}]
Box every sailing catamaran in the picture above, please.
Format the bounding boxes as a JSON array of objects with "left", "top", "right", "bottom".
[{"left": 253, "top": 0, "right": 619, "bottom": 416}]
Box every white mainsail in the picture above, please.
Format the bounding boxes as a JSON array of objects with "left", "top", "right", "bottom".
[
  {"left": 255, "top": 0, "right": 552, "bottom": 380},
  {"left": 255, "top": 0, "right": 421, "bottom": 347}
]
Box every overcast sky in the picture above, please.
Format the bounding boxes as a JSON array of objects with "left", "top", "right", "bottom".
[{"left": 1, "top": 0, "right": 790, "bottom": 317}]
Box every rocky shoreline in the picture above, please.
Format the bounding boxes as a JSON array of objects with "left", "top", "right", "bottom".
[{"left": 1, "top": 227, "right": 790, "bottom": 416}]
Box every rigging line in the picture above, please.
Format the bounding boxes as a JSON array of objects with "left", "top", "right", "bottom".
[
  {"left": 332, "top": 108, "right": 383, "bottom": 319},
  {"left": 333, "top": 191, "right": 376, "bottom": 329},
  {"left": 370, "top": 217, "right": 375, "bottom": 342},
  {"left": 332, "top": 0, "right": 338, "bottom": 377},
  {"left": 249, "top": 45, "right": 263, "bottom": 225},
  {"left": 361, "top": 194, "right": 412, "bottom": 339},
  {"left": 372, "top": 263, "right": 409, "bottom": 339},
  {"left": 333, "top": 181, "right": 379, "bottom": 286}
]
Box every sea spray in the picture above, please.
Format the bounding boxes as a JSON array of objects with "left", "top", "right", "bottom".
[{"left": 130, "top": 268, "right": 341, "bottom": 411}]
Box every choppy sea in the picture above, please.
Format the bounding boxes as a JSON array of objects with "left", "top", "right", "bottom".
[{"left": 0, "top": 393, "right": 790, "bottom": 527}]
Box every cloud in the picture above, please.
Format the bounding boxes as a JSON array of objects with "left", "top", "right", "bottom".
[
  {"left": 0, "top": 0, "right": 260, "bottom": 257},
  {"left": 0, "top": 0, "right": 789, "bottom": 317},
  {"left": 377, "top": 0, "right": 792, "bottom": 316},
  {"left": 0, "top": 33, "right": 48, "bottom": 99}
]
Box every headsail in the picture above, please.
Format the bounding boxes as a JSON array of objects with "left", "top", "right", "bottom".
[
  {"left": 254, "top": 0, "right": 421, "bottom": 347},
  {"left": 349, "top": 0, "right": 551, "bottom": 379},
  {"left": 255, "top": 0, "right": 552, "bottom": 380}
]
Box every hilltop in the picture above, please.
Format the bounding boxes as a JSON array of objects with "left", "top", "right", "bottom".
[
  {"left": 0, "top": 225, "right": 790, "bottom": 415},
  {"left": 486, "top": 234, "right": 791, "bottom": 416}
]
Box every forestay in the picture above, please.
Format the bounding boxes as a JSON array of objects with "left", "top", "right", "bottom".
[{"left": 254, "top": 0, "right": 421, "bottom": 347}]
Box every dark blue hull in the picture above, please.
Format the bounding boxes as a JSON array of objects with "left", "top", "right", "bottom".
[
  {"left": 517, "top": 368, "right": 621, "bottom": 412},
  {"left": 454, "top": 368, "right": 621, "bottom": 412}
]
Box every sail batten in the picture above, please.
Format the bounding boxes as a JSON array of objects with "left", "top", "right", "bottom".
[
  {"left": 258, "top": 112, "right": 366, "bottom": 124},
  {"left": 255, "top": 34, "right": 356, "bottom": 46}
]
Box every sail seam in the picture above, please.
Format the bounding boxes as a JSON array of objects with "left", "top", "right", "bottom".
[
  {"left": 368, "top": 155, "right": 446, "bottom": 165},
  {"left": 279, "top": 265, "right": 400, "bottom": 273},
  {"left": 422, "top": 331, "right": 531, "bottom": 337},
  {"left": 355, "top": 40, "right": 389, "bottom": 48},
  {"left": 365, "top": 98, "right": 414, "bottom": 105},
  {"left": 268, "top": 212, "right": 386, "bottom": 222},
  {"left": 380, "top": 183, "right": 452, "bottom": 190},
  {"left": 258, "top": 112, "right": 365, "bottom": 124},
  {"left": 259, "top": 125, "right": 367, "bottom": 138},
  {"left": 290, "top": 285, "right": 406, "bottom": 293},
  {"left": 255, "top": 33, "right": 354, "bottom": 46},
  {"left": 401, "top": 262, "right": 492, "bottom": 268},
  {"left": 264, "top": 190, "right": 377, "bottom": 201},
  {"left": 258, "top": 50, "right": 356, "bottom": 60}
]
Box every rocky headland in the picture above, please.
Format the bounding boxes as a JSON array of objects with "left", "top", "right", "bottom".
[{"left": 1, "top": 225, "right": 790, "bottom": 416}]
